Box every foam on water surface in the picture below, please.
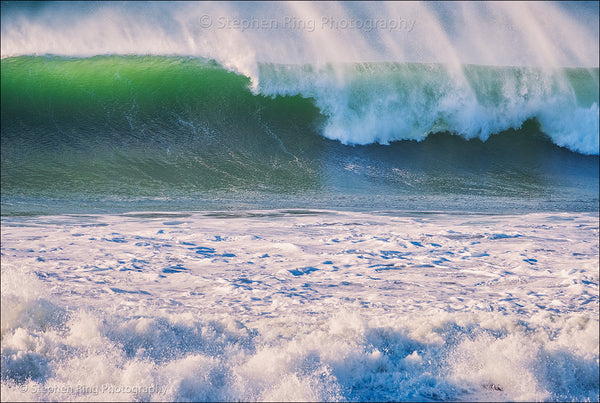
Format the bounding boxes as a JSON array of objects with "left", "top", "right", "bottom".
[{"left": 1, "top": 210, "right": 598, "bottom": 401}]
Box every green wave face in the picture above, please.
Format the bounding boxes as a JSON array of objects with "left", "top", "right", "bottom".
[
  {"left": 1, "top": 56, "right": 325, "bottom": 195},
  {"left": 1, "top": 56, "right": 598, "bottom": 214}
]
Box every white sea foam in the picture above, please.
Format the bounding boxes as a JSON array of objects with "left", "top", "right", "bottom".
[
  {"left": 1, "top": 211, "right": 598, "bottom": 401},
  {"left": 257, "top": 63, "right": 600, "bottom": 154}
]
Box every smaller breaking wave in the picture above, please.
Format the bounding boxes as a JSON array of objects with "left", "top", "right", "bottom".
[{"left": 258, "top": 62, "right": 599, "bottom": 155}]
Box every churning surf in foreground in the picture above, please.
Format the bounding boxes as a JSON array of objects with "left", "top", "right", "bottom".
[
  {"left": 2, "top": 211, "right": 599, "bottom": 401},
  {"left": 1, "top": 1, "right": 599, "bottom": 214},
  {"left": 1, "top": 1, "right": 599, "bottom": 402}
]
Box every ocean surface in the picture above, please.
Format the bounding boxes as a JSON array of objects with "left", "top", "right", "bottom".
[{"left": 1, "top": 1, "right": 599, "bottom": 402}]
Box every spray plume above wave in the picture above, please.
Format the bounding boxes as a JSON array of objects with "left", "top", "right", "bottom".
[
  {"left": 2, "top": 2, "right": 599, "bottom": 69},
  {"left": 1, "top": 1, "right": 599, "bottom": 154}
]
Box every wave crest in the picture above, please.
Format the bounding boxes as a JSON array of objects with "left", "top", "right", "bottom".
[{"left": 258, "top": 63, "right": 599, "bottom": 154}]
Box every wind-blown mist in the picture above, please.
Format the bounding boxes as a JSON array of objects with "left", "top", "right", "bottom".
[{"left": 2, "top": 2, "right": 599, "bottom": 70}]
